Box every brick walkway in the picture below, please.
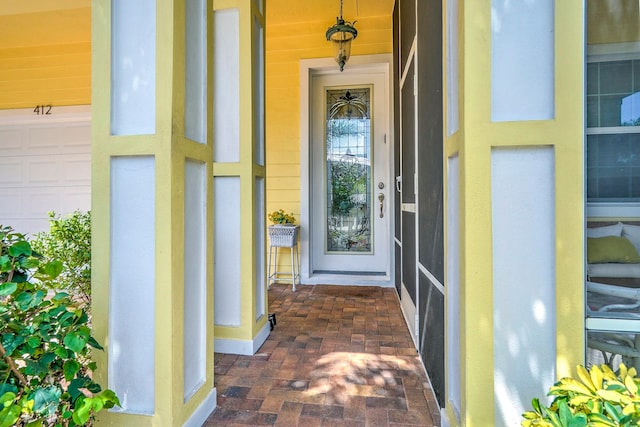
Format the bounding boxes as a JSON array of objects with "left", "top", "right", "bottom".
[{"left": 205, "top": 284, "right": 440, "bottom": 426}]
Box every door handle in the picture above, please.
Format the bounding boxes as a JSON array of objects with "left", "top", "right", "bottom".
[{"left": 378, "top": 193, "right": 385, "bottom": 218}]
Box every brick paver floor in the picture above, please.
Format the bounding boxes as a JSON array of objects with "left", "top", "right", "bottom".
[{"left": 205, "top": 284, "right": 440, "bottom": 426}]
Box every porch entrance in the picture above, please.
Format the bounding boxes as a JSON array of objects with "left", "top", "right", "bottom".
[{"left": 307, "top": 66, "right": 392, "bottom": 282}]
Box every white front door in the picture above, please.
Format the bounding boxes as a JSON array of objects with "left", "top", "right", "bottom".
[{"left": 309, "top": 71, "right": 391, "bottom": 277}]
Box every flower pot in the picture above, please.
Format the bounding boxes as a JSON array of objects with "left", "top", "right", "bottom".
[{"left": 268, "top": 224, "right": 299, "bottom": 247}]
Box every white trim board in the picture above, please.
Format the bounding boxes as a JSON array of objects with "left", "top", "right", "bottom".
[
  {"left": 214, "top": 321, "right": 270, "bottom": 356},
  {"left": 182, "top": 388, "right": 217, "bottom": 427}
]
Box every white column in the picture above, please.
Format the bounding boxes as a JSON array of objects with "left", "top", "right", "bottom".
[
  {"left": 492, "top": 147, "right": 556, "bottom": 427},
  {"left": 491, "top": 0, "right": 555, "bottom": 121}
]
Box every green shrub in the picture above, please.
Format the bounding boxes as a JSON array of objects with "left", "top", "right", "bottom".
[
  {"left": 31, "top": 211, "right": 91, "bottom": 308},
  {"left": 522, "top": 363, "right": 640, "bottom": 427},
  {"left": 0, "top": 225, "right": 118, "bottom": 426}
]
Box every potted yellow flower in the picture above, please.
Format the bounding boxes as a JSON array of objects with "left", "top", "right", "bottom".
[
  {"left": 267, "top": 209, "right": 296, "bottom": 225},
  {"left": 267, "top": 209, "right": 299, "bottom": 247}
]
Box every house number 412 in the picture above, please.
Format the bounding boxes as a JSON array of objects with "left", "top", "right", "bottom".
[{"left": 33, "top": 105, "right": 52, "bottom": 115}]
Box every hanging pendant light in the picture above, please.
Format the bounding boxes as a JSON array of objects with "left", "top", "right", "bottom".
[{"left": 325, "top": 0, "right": 358, "bottom": 72}]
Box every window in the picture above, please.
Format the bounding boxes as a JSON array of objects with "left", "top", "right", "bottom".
[
  {"left": 585, "top": 0, "right": 640, "bottom": 372},
  {"left": 587, "top": 55, "right": 640, "bottom": 203},
  {"left": 325, "top": 87, "right": 372, "bottom": 253}
]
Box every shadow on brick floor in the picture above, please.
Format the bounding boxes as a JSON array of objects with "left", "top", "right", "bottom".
[{"left": 205, "top": 284, "right": 440, "bottom": 426}]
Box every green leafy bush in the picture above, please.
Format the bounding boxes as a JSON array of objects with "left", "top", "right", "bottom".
[
  {"left": 31, "top": 211, "right": 91, "bottom": 308},
  {"left": 0, "top": 225, "right": 118, "bottom": 426},
  {"left": 522, "top": 363, "right": 640, "bottom": 427}
]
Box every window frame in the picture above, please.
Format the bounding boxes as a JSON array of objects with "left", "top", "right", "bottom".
[{"left": 587, "top": 42, "right": 640, "bottom": 217}]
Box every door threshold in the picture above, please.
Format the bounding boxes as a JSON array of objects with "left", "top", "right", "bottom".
[{"left": 303, "top": 273, "right": 393, "bottom": 287}]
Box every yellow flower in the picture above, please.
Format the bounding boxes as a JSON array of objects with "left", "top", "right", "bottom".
[{"left": 268, "top": 209, "right": 296, "bottom": 225}]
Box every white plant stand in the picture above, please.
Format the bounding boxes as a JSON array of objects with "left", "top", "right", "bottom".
[{"left": 267, "top": 225, "right": 300, "bottom": 291}]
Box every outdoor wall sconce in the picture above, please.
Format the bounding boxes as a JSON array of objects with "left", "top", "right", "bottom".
[{"left": 325, "top": 0, "right": 358, "bottom": 72}]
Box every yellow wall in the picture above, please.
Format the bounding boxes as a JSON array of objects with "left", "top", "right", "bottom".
[
  {"left": 265, "top": 11, "right": 393, "bottom": 220},
  {"left": 0, "top": 6, "right": 91, "bottom": 109}
]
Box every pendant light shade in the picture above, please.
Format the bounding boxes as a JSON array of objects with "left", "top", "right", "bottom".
[{"left": 325, "top": 0, "right": 357, "bottom": 72}]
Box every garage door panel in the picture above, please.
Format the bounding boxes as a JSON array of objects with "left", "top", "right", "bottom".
[
  {"left": 28, "top": 154, "right": 90, "bottom": 185},
  {"left": 62, "top": 189, "right": 91, "bottom": 210},
  {"left": 27, "top": 125, "right": 90, "bottom": 155},
  {"left": 62, "top": 155, "right": 91, "bottom": 183},
  {"left": 0, "top": 129, "right": 24, "bottom": 154},
  {"left": 28, "top": 159, "right": 60, "bottom": 185},
  {"left": 0, "top": 187, "right": 89, "bottom": 217},
  {"left": 26, "top": 191, "right": 61, "bottom": 213},
  {"left": 1, "top": 126, "right": 90, "bottom": 156},
  {"left": 0, "top": 107, "right": 91, "bottom": 234},
  {"left": 0, "top": 159, "right": 23, "bottom": 185},
  {"left": 0, "top": 154, "right": 90, "bottom": 188},
  {"left": 58, "top": 124, "right": 92, "bottom": 148},
  {"left": 25, "top": 128, "right": 62, "bottom": 153},
  {"left": 0, "top": 189, "right": 24, "bottom": 218},
  {"left": 27, "top": 187, "right": 90, "bottom": 213}
]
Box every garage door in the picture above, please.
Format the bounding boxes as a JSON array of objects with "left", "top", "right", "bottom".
[{"left": 0, "top": 106, "right": 91, "bottom": 236}]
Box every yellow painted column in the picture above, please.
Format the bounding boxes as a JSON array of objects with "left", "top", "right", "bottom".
[
  {"left": 92, "top": 0, "right": 216, "bottom": 425},
  {"left": 444, "top": 1, "right": 585, "bottom": 426},
  {"left": 212, "top": 0, "right": 268, "bottom": 355}
]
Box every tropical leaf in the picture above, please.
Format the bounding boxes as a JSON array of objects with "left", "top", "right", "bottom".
[
  {"left": 597, "top": 389, "right": 623, "bottom": 403},
  {"left": 0, "top": 404, "right": 20, "bottom": 427},
  {"left": 31, "top": 386, "right": 61, "bottom": 415},
  {"left": 43, "top": 260, "right": 63, "bottom": 280},
  {"left": 588, "top": 412, "right": 618, "bottom": 426},
  {"left": 601, "top": 365, "right": 617, "bottom": 381},
  {"left": 552, "top": 378, "right": 595, "bottom": 396},
  {"left": 567, "top": 413, "right": 587, "bottom": 427},
  {"left": 63, "top": 332, "right": 88, "bottom": 354},
  {"left": 624, "top": 375, "right": 638, "bottom": 395},
  {"left": 569, "top": 395, "right": 592, "bottom": 406},
  {"left": 0, "top": 282, "right": 16, "bottom": 296},
  {"left": 577, "top": 365, "right": 596, "bottom": 392},
  {"left": 8, "top": 241, "right": 31, "bottom": 257},
  {"left": 71, "top": 397, "right": 92, "bottom": 426},
  {"left": 523, "top": 365, "right": 640, "bottom": 427},
  {"left": 590, "top": 365, "right": 604, "bottom": 390},
  {"left": 63, "top": 360, "right": 80, "bottom": 381}
]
